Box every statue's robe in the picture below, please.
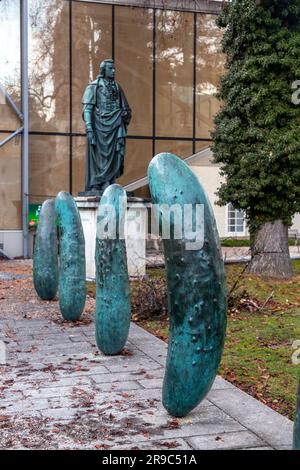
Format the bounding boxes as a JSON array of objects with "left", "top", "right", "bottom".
[{"left": 82, "top": 76, "right": 131, "bottom": 192}]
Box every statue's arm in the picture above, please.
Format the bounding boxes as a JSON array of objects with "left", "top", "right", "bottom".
[
  {"left": 82, "top": 84, "right": 96, "bottom": 144},
  {"left": 83, "top": 104, "right": 94, "bottom": 132},
  {"left": 119, "top": 85, "right": 132, "bottom": 126}
]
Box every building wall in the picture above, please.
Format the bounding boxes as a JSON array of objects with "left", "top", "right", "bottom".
[
  {"left": 190, "top": 164, "right": 227, "bottom": 238},
  {"left": 191, "top": 161, "right": 300, "bottom": 239},
  {"left": 0, "top": 0, "right": 224, "bottom": 236},
  {"left": 291, "top": 214, "right": 300, "bottom": 233}
]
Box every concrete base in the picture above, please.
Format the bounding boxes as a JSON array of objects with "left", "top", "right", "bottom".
[
  {"left": 0, "top": 231, "right": 23, "bottom": 259},
  {"left": 75, "top": 196, "right": 150, "bottom": 278}
]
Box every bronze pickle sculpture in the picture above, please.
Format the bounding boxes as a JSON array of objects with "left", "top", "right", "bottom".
[
  {"left": 148, "top": 153, "right": 227, "bottom": 417},
  {"left": 95, "top": 184, "right": 131, "bottom": 355},
  {"left": 33, "top": 199, "right": 58, "bottom": 300},
  {"left": 55, "top": 191, "right": 86, "bottom": 321}
]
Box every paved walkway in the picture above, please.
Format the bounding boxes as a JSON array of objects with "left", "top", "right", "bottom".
[
  {"left": 0, "top": 317, "right": 293, "bottom": 450},
  {"left": 147, "top": 245, "right": 300, "bottom": 267}
]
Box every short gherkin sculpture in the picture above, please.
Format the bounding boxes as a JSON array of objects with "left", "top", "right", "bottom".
[
  {"left": 95, "top": 184, "right": 131, "bottom": 355},
  {"left": 33, "top": 199, "right": 58, "bottom": 300},
  {"left": 148, "top": 153, "right": 227, "bottom": 417},
  {"left": 55, "top": 191, "right": 86, "bottom": 321},
  {"left": 293, "top": 380, "right": 300, "bottom": 450}
]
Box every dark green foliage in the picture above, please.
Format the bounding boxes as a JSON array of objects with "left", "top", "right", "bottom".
[
  {"left": 212, "top": 0, "right": 300, "bottom": 233},
  {"left": 33, "top": 199, "right": 58, "bottom": 300}
]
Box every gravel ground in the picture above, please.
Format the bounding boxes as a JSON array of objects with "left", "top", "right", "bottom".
[{"left": 0, "top": 259, "right": 95, "bottom": 323}]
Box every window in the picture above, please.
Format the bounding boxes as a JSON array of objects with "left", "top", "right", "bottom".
[{"left": 226, "top": 203, "right": 245, "bottom": 235}]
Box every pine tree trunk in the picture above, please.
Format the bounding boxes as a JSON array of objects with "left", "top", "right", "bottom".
[{"left": 248, "top": 219, "right": 292, "bottom": 279}]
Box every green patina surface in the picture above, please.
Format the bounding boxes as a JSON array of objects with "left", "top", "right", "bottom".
[
  {"left": 33, "top": 199, "right": 58, "bottom": 300},
  {"left": 95, "top": 184, "right": 131, "bottom": 355},
  {"left": 82, "top": 60, "right": 131, "bottom": 194},
  {"left": 55, "top": 191, "right": 86, "bottom": 321},
  {"left": 148, "top": 153, "right": 227, "bottom": 418}
]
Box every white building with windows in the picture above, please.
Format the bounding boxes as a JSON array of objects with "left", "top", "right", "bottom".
[{"left": 188, "top": 147, "right": 300, "bottom": 239}]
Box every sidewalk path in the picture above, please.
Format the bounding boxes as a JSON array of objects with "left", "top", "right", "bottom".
[{"left": 147, "top": 245, "right": 300, "bottom": 267}]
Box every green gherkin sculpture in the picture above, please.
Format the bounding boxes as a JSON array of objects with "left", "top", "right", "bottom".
[
  {"left": 148, "top": 153, "right": 227, "bottom": 417},
  {"left": 95, "top": 184, "right": 131, "bottom": 355},
  {"left": 55, "top": 191, "right": 86, "bottom": 321},
  {"left": 294, "top": 380, "right": 300, "bottom": 450},
  {"left": 33, "top": 199, "right": 58, "bottom": 300}
]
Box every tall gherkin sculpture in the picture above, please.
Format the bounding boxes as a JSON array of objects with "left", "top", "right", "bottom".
[
  {"left": 95, "top": 184, "right": 131, "bottom": 355},
  {"left": 33, "top": 199, "right": 58, "bottom": 301},
  {"left": 55, "top": 191, "right": 86, "bottom": 321},
  {"left": 148, "top": 153, "right": 227, "bottom": 417}
]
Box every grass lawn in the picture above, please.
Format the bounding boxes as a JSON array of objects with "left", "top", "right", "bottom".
[
  {"left": 220, "top": 238, "right": 298, "bottom": 247},
  {"left": 130, "top": 261, "right": 300, "bottom": 420}
]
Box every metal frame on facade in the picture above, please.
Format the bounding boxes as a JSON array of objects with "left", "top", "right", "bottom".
[
  {"left": 1, "top": 0, "right": 221, "bottom": 256},
  {"left": 21, "top": 0, "right": 29, "bottom": 258}
]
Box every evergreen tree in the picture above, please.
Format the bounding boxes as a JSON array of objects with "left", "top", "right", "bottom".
[{"left": 212, "top": 0, "right": 300, "bottom": 278}]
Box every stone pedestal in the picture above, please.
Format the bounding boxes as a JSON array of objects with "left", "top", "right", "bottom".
[{"left": 75, "top": 196, "right": 150, "bottom": 279}]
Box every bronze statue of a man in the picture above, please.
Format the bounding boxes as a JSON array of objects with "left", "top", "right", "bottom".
[{"left": 82, "top": 59, "right": 131, "bottom": 194}]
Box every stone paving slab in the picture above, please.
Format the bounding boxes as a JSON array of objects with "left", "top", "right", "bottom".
[{"left": 0, "top": 317, "right": 293, "bottom": 450}]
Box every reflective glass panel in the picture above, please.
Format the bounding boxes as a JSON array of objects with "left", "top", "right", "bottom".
[
  {"left": 196, "top": 14, "right": 224, "bottom": 139},
  {"left": 0, "top": 133, "right": 22, "bottom": 229},
  {"left": 72, "top": 136, "right": 86, "bottom": 195},
  {"left": 195, "top": 140, "right": 211, "bottom": 153},
  {"left": 155, "top": 140, "right": 192, "bottom": 159},
  {"left": 115, "top": 6, "right": 153, "bottom": 136},
  {"left": 156, "top": 10, "right": 193, "bottom": 138},
  {"left": 0, "top": 0, "right": 21, "bottom": 130},
  {"left": 117, "top": 139, "right": 152, "bottom": 186},
  {"left": 29, "top": 0, "right": 69, "bottom": 132},
  {"left": 29, "top": 135, "right": 69, "bottom": 204},
  {"left": 72, "top": 2, "right": 112, "bottom": 133}
]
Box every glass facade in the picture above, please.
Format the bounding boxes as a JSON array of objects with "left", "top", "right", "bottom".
[
  {"left": 0, "top": 1, "right": 224, "bottom": 230},
  {"left": 0, "top": 133, "right": 22, "bottom": 230},
  {"left": 196, "top": 14, "right": 224, "bottom": 139},
  {"left": 29, "top": 135, "right": 69, "bottom": 204},
  {"left": 0, "top": 0, "right": 21, "bottom": 229},
  {"left": 156, "top": 10, "right": 194, "bottom": 138},
  {"left": 29, "top": 0, "right": 70, "bottom": 133}
]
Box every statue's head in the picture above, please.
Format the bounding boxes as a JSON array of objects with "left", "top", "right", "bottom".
[{"left": 99, "top": 59, "right": 115, "bottom": 80}]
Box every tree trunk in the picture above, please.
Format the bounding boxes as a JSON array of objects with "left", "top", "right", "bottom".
[{"left": 248, "top": 219, "right": 292, "bottom": 279}]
